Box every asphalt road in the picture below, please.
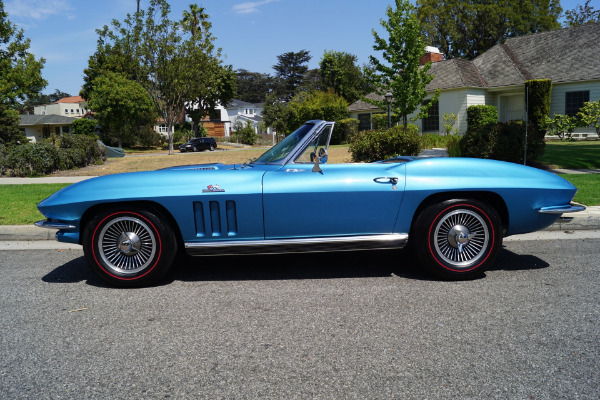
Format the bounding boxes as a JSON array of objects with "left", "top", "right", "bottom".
[{"left": 1, "top": 236, "right": 599, "bottom": 399}]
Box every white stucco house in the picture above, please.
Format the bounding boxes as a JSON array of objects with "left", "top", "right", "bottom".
[
  {"left": 215, "top": 99, "right": 272, "bottom": 137},
  {"left": 19, "top": 96, "right": 88, "bottom": 143},
  {"left": 349, "top": 22, "right": 600, "bottom": 138},
  {"left": 33, "top": 96, "right": 89, "bottom": 119}
]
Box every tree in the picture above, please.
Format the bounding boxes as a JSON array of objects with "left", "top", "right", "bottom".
[
  {"left": 272, "top": 50, "right": 311, "bottom": 101},
  {"left": 0, "top": 102, "right": 24, "bottom": 145},
  {"left": 87, "top": 71, "right": 155, "bottom": 147},
  {"left": 416, "top": 0, "right": 562, "bottom": 60},
  {"left": 72, "top": 118, "right": 98, "bottom": 136},
  {"left": 578, "top": 100, "right": 600, "bottom": 136},
  {"left": 235, "top": 69, "right": 275, "bottom": 103},
  {"left": 86, "top": 0, "right": 233, "bottom": 154},
  {"left": 284, "top": 90, "right": 348, "bottom": 132},
  {"left": 262, "top": 92, "right": 290, "bottom": 135},
  {"left": 565, "top": 0, "right": 600, "bottom": 26},
  {"left": 180, "top": 5, "right": 236, "bottom": 136},
  {"left": 367, "top": 0, "right": 437, "bottom": 128},
  {"left": 319, "top": 50, "right": 367, "bottom": 103},
  {"left": 0, "top": 0, "right": 47, "bottom": 106}
]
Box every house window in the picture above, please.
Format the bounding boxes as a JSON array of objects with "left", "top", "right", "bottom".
[
  {"left": 158, "top": 125, "right": 169, "bottom": 133},
  {"left": 565, "top": 91, "right": 589, "bottom": 116},
  {"left": 357, "top": 113, "right": 372, "bottom": 131},
  {"left": 421, "top": 101, "right": 439, "bottom": 132},
  {"left": 64, "top": 109, "right": 68, "bottom": 114}
]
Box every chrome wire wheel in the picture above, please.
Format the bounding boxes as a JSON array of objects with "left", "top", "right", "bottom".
[
  {"left": 433, "top": 209, "right": 489, "bottom": 269},
  {"left": 98, "top": 216, "right": 157, "bottom": 275}
]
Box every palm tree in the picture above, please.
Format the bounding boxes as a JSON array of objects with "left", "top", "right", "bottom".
[{"left": 181, "top": 4, "right": 209, "bottom": 38}]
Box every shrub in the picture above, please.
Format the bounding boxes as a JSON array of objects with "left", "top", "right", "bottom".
[
  {"left": 232, "top": 121, "right": 257, "bottom": 145},
  {"left": 525, "top": 79, "right": 552, "bottom": 133},
  {"left": 371, "top": 113, "right": 400, "bottom": 129},
  {"left": 332, "top": 118, "right": 359, "bottom": 145},
  {"left": 467, "top": 105, "right": 498, "bottom": 131},
  {"left": 460, "top": 121, "right": 545, "bottom": 163},
  {"left": 446, "top": 134, "right": 461, "bottom": 157},
  {"left": 72, "top": 118, "right": 98, "bottom": 135},
  {"left": 350, "top": 124, "right": 421, "bottom": 162},
  {"left": 0, "top": 134, "right": 105, "bottom": 177}
]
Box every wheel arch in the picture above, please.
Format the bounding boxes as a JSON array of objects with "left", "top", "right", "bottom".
[
  {"left": 79, "top": 201, "right": 184, "bottom": 248},
  {"left": 410, "top": 191, "right": 509, "bottom": 236}
]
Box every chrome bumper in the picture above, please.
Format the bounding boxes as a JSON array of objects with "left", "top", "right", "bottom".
[
  {"left": 34, "top": 220, "right": 76, "bottom": 230},
  {"left": 538, "top": 203, "right": 586, "bottom": 214}
]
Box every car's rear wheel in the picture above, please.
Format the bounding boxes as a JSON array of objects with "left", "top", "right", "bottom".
[
  {"left": 413, "top": 199, "right": 502, "bottom": 280},
  {"left": 82, "top": 208, "right": 177, "bottom": 287}
]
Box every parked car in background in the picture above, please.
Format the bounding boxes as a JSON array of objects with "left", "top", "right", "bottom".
[
  {"left": 179, "top": 137, "right": 217, "bottom": 152},
  {"left": 36, "top": 120, "right": 584, "bottom": 287}
]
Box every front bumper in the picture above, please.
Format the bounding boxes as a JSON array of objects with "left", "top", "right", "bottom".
[{"left": 538, "top": 203, "right": 587, "bottom": 214}]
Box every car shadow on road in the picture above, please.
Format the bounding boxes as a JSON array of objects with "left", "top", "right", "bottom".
[
  {"left": 170, "top": 249, "right": 425, "bottom": 283},
  {"left": 490, "top": 246, "right": 550, "bottom": 272},
  {"left": 42, "top": 256, "right": 108, "bottom": 287},
  {"left": 41, "top": 247, "right": 549, "bottom": 287}
]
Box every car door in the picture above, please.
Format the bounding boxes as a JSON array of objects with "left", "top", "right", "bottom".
[{"left": 262, "top": 160, "right": 406, "bottom": 239}]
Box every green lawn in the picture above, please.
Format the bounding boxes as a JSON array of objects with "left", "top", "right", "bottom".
[
  {"left": 538, "top": 141, "right": 600, "bottom": 169},
  {"left": 0, "top": 184, "right": 70, "bottom": 225},
  {"left": 559, "top": 174, "right": 600, "bottom": 206}
]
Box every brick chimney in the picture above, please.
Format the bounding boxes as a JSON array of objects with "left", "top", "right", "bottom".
[{"left": 420, "top": 46, "right": 443, "bottom": 65}]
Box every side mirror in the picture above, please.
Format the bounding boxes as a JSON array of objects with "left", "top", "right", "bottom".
[{"left": 318, "top": 147, "right": 328, "bottom": 164}]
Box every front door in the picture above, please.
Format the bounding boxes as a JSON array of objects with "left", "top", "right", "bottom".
[{"left": 262, "top": 163, "right": 406, "bottom": 239}]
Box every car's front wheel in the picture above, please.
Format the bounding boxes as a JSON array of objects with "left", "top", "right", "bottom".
[
  {"left": 413, "top": 199, "right": 502, "bottom": 280},
  {"left": 82, "top": 208, "right": 177, "bottom": 287}
]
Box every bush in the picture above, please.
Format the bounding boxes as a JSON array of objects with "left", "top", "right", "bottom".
[
  {"left": 467, "top": 105, "right": 498, "bottom": 131},
  {"left": 460, "top": 121, "right": 545, "bottom": 163},
  {"left": 350, "top": 124, "right": 421, "bottom": 162},
  {"left": 0, "top": 134, "right": 106, "bottom": 177},
  {"left": 332, "top": 118, "right": 359, "bottom": 145},
  {"left": 525, "top": 79, "right": 552, "bottom": 133},
  {"left": 446, "top": 134, "right": 461, "bottom": 157},
  {"left": 371, "top": 113, "right": 400, "bottom": 129},
  {"left": 72, "top": 118, "right": 98, "bottom": 135},
  {"left": 232, "top": 121, "right": 257, "bottom": 145}
]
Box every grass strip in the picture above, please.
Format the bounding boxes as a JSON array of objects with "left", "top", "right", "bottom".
[
  {"left": 0, "top": 184, "right": 70, "bottom": 225},
  {"left": 539, "top": 141, "right": 600, "bottom": 169},
  {"left": 558, "top": 174, "right": 600, "bottom": 206}
]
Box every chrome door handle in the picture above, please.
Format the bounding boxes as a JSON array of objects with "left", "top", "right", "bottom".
[{"left": 374, "top": 177, "right": 399, "bottom": 184}]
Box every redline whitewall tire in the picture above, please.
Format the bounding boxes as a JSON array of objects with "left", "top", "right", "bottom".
[
  {"left": 83, "top": 208, "right": 177, "bottom": 287},
  {"left": 413, "top": 199, "right": 502, "bottom": 280}
]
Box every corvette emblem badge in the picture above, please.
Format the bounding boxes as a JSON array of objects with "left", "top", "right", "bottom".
[{"left": 202, "top": 184, "right": 225, "bottom": 193}]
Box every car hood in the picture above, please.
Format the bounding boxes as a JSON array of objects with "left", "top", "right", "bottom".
[{"left": 37, "top": 163, "right": 267, "bottom": 216}]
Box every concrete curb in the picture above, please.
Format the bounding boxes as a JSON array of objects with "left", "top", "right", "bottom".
[{"left": 1, "top": 207, "right": 598, "bottom": 241}]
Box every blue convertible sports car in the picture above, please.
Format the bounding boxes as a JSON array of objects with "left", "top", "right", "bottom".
[{"left": 36, "top": 120, "right": 584, "bottom": 287}]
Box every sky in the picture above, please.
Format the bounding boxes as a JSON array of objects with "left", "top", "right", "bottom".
[{"left": 4, "top": 0, "right": 588, "bottom": 98}]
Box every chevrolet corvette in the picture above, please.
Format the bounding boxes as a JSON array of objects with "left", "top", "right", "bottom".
[{"left": 36, "top": 120, "right": 584, "bottom": 287}]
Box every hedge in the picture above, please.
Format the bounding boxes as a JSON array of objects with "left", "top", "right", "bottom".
[
  {"left": 350, "top": 125, "right": 421, "bottom": 163},
  {"left": 0, "top": 134, "right": 106, "bottom": 177}
]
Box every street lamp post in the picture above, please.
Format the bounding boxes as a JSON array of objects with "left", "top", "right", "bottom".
[{"left": 385, "top": 92, "right": 393, "bottom": 129}]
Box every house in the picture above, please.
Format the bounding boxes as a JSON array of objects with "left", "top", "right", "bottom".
[
  {"left": 34, "top": 96, "right": 89, "bottom": 119},
  {"left": 349, "top": 23, "right": 600, "bottom": 138},
  {"left": 218, "top": 99, "right": 272, "bottom": 137},
  {"left": 18, "top": 95, "right": 89, "bottom": 143},
  {"left": 19, "top": 114, "right": 76, "bottom": 143}
]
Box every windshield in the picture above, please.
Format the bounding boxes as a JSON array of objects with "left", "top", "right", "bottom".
[{"left": 253, "top": 123, "right": 315, "bottom": 164}]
